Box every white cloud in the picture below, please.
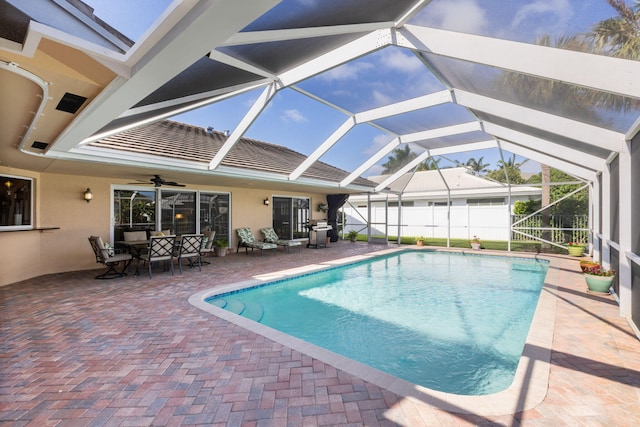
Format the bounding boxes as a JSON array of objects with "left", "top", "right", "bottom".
[
  {"left": 379, "top": 49, "right": 423, "bottom": 74},
  {"left": 511, "top": 0, "right": 573, "bottom": 36},
  {"left": 372, "top": 90, "right": 393, "bottom": 106},
  {"left": 281, "top": 109, "right": 307, "bottom": 123},
  {"left": 319, "top": 61, "right": 375, "bottom": 81},
  {"left": 365, "top": 133, "right": 395, "bottom": 155},
  {"left": 413, "top": 0, "right": 489, "bottom": 35}
]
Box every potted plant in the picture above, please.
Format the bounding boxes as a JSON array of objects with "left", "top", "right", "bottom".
[
  {"left": 470, "top": 235, "right": 481, "bottom": 250},
  {"left": 347, "top": 230, "right": 358, "bottom": 242},
  {"left": 566, "top": 241, "right": 586, "bottom": 257},
  {"left": 582, "top": 261, "right": 615, "bottom": 293},
  {"left": 579, "top": 259, "right": 599, "bottom": 272},
  {"left": 415, "top": 236, "right": 426, "bottom": 246},
  {"left": 213, "top": 239, "right": 228, "bottom": 257}
]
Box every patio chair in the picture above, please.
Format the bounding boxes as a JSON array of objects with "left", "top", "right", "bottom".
[
  {"left": 236, "top": 227, "right": 277, "bottom": 256},
  {"left": 200, "top": 230, "right": 216, "bottom": 262},
  {"left": 177, "top": 234, "right": 203, "bottom": 273},
  {"left": 139, "top": 235, "right": 176, "bottom": 278},
  {"left": 88, "top": 235, "right": 133, "bottom": 279},
  {"left": 261, "top": 227, "right": 302, "bottom": 253}
]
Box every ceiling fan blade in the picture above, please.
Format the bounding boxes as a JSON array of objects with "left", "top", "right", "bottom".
[{"left": 127, "top": 175, "right": 186, "bottom": 187}]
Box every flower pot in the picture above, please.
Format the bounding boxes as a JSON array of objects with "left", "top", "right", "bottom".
[
  {"left": 416, "top": 240, "right": 424, "bottom": 246},
  {"left": 214, "top": 247, "right": 227, "bottom": 257},
  {"left": 584, "top": 274, "right": 613, "bottom": 293},
  {"left": 567, "top": 246, "right": 585, "bottom": 257},
  {"left": 470, "top": 242, "right": 481, "bottom": 250}
]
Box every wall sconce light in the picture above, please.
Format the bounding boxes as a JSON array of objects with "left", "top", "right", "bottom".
[
  {"left": 175, "top": 213, "right": 184, "bottom": 219},
  {"left": 83, "top": 188, "right": 93, "bottom": 203},
  {"left": 263, "top": 197, "right": 270, "bottom": 206}
]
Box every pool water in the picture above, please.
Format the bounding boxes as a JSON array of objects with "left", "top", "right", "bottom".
[{"left": 207, "top": 251, "right": 548, "bottom": 395}]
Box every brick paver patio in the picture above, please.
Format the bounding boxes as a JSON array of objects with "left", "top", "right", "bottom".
[{"left": 1, "top": 242, "right": 639, "bottom": 426}]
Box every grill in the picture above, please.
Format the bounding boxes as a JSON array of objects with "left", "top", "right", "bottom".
[{"left": 307, "top": 220, "right": 332, "bottom": 249}]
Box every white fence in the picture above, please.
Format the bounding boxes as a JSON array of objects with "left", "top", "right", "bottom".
[{"left": 343, "top": 205, "right": 512, "bottom": 241}]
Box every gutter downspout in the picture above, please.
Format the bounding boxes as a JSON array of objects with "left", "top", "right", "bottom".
[{"left": 1, "top": 61, "right": 50, "bottom": 155}]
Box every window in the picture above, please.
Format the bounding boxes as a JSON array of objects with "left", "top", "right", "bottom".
[
  {"left": 199, "top": 192, "right": 230, "bottom": 243},
  {"left": 161, "top": 191, "right": 195, "bottom": 235},
  {"left": 1, "top": 175, "right": 32, "bottom": 228},
  {"left": 432, "top": 201, "right": 452, "bottom": 206},
  {"left": 113, "top": 189, "right": 156, "bottom": 240},
  {"left": 388, "top": 201, "right": 414, "bottom": 207},
  {"left": 112, "top": 187, "right": 231, "bottom": 243},
  {"left": 467, "top": 198, "right": 505, "bottom": 206}
]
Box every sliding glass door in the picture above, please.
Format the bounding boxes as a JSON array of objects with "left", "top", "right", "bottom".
[{"left": 273, "top": 196, "right": 309, "bottom": 239}]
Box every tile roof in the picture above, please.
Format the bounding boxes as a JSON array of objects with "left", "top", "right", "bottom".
[{"left": 89, "top": 120, "right": 376, "bottom": 188}]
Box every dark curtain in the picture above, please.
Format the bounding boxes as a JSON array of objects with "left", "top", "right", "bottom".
[{"left": 326, "top": 194, "right": 349, "bottom": 242}]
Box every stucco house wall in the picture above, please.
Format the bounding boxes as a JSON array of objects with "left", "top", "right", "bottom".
[{"left": 0, "top": 166, "right": 329, "bottom": 287}]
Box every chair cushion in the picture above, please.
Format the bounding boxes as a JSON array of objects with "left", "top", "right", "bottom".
[
  {"left": 95, "top": 236, "right": 115, "bottom": 257},
  {"left": 151, "top": 229, "right": 171, "bottom": 237},
  {"left": 123, "top": 231, "right": 148, "bottom": 241},
  {"left": 261, "top": 228, "right": 279, "bottom": 243},
  {"left": 237, "top": 228, "right": 256, "bottom": 244},
  {"left": 204, "top": 230, "right": 216, "bottom": 249}
]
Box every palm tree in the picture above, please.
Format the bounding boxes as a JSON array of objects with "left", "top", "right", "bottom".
[
  {"left": 589, "top": 0, "right": 640, "bottom": 111},
  {"left": 592, "top": 0, "right": 640, "bottom": 59},
  {"left": 416, "top": 157, "right": 441, "bottom": 171},
  {"left": 465, "top": 157, "right": 490, "bottom": 174},
  {"left": 381, "top": 145, "right": 416, "bottom": 174},
  {"left": 497, "top": 153, "right": 523, "bottom": 170}
]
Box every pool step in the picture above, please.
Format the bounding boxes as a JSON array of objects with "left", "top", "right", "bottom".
[
  {"left": 241, "top": 301, "right": 264, "bottom": 322},
  {"left": 225, "top": 299, "right": 245, "bottom": 315},
  {"left": 209, "top": 298, "right": 227, "bottom": 308},
  {"left": 208, "top": 297, "right": 263, "bottom": 322}
]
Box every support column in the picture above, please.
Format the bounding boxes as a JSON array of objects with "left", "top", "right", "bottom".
[
  {"left": 618, "top": 142, "right": 632, "bottom": 317},
  {"left": 591, "top": 179, "right": 601, "bottom": 262},
  {"left": 601, "top": 165, "right": 611, "bottom": 269}
]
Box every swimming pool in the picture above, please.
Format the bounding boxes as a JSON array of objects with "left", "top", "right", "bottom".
[{"left": 204, "top": 250, "right": 548, "bottom": 395}]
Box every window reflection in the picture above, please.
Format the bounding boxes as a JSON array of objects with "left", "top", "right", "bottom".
[{"left": 1, "top": 175, "right": 32, "bottom": 228}]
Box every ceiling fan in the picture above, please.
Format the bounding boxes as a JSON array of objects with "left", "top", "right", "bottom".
[{"left": 128, "top": 175, "right": 186, "bottom": 187}]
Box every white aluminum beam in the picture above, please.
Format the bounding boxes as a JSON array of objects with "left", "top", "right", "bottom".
[
  {"left": 618, "top": 141, "right": 633, "bottom": 316},
  {"left": 355, "top": 90, "right": 452, "bottom": 123},
  {"left": 278, "top": 29, "right": 392, "bottom": 87},
  {"left": 401, "top": 122, "right": 482, "bottom": 144},
  {"left": 208, "top": 50, "right": 275, "bottom": 79},
  {"left": 209, "top": 82, "right": 279, "bottom": 169},
  {"left": 52, "top": 0, "right": 278, "bottom": 152},
  {"left": 455, "top": 90, "right": 625, "bottom": 152},
  {"left": 340, "top": 137, "right": 400, "bottom": 187},
  {"left": 374, "top": 150, "right": 431, "bottom": 192},
  {"left": 427, "top": 140, "right": 497, "bottom": 156},
  {"left": 289, "top": 116, "right": 356, "bottom": 180},
  {"left": 222, "top": 22, "right": 394, "bottom": 46},
  {"left": 497, "top": 140, "right": 596, "bottom": 182},
  {"left": 83, "top": 82, "right": 268, "bottom": 144},
  {"left": 483, "top": 122, "right": 605, "bottom": 172},
  {"left": 399, "top": 25, "right": 640, "bottom": 100}
]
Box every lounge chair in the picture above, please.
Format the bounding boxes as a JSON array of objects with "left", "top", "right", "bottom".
[
  {"left": 261, "top": 227, "right": 302, "bottom": 253},
  {"left": 88, "top": 235, "right": 133, "bottom": 279},
  {"left": 236, "top": 227, "right": 277, "bottom": 256}
]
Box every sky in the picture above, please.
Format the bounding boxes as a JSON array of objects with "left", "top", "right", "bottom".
[{"left": 82, "top": 0, "right": 627, "bottom": 177}]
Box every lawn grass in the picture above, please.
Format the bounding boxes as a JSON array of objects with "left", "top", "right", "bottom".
[{"left": 344, "top": 234, "right": 566, "bottom": 254}]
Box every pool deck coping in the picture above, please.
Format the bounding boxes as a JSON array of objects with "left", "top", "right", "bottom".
[{"left": 189, "top": 246, "right": 557, "bottom": 417}]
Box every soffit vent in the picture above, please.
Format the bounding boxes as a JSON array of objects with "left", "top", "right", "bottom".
[
  {"left": 56, "top": 92, "right": 87, "bottom": 114},
  {"left": 31, "top": 141, "right": 49, "bottom": 150}
]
